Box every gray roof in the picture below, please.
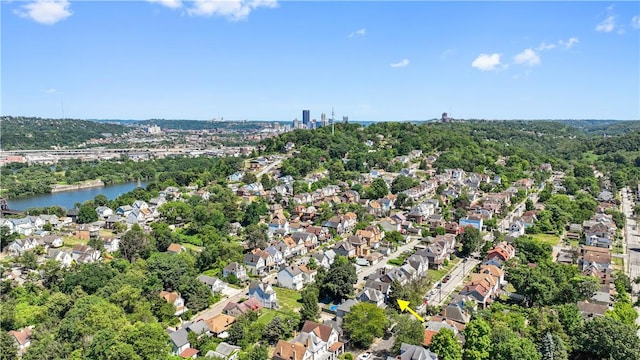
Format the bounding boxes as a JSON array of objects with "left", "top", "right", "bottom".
[
  {"left": 399, "top": 343, "right": 438, "bottom": 360},
  {"left": 187, "top": 320, "right": 210, "bottom": 335},
  {"left": 168, "top": 328, "right": 189, "bottom": 347},
  {"left": 336, "top": 299, "right": 359, "bottom": 314},
  {"left": 214, "top": 342, "right": 241, "bottom": 357}
]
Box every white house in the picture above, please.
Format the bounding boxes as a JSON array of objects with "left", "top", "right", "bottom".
[
  {"left": 277, "top": 265, "right": 305, "bottom": 290},
  {"left": 160, "top": 291, "right": 188, "bottom": 316}
]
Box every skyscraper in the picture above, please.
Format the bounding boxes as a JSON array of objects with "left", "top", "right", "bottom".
[
  {"left": 302, "top": 110, "right": 310, "bottom": 129},
  {"left": 293, "top": 118, "right": 299, "bottom": 129},
  {"left": 343, "top": 116, "right": 349, "bottom": 124},
  {"left": 320, "top": 112, "right": 327, "bottom": 127}
]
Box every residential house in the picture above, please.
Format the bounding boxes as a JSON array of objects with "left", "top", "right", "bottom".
[
  {"left": 47, "top": 248, "right": 73, "bottom": 267},
  {"left": 197, "top": 275, "right": 227, "bottom": 294},
  {"left": 223, "top": 262, "right": 248, "bottom": 282},
  {"left": 406, "top": 254, "right": 429, "bottom": 277},
  {"left": 223, "top": 298, "right": 262, "bottom": 317},
  {"left": 6, "top": 238, "right": 38, "bottom": 256},
  {"left": 311, "top": 250, "right": 336, "bottom": 269},
  {"left": 323, "top": 212, "right": 357, "bottom": 234},
  {"left": 95, "top": 206, "right": 113, "bottom": 219},
  {"left": 292, "top": 232, "right": 318, "bottom": 251},
  {"left": 459, "top": 276, "right": 495, "bottom": 308},
  {"left": 244, "top": 250, "right": 270, "bottom": 275},
  {"left": 333, "top": 241, "right": 356, "bottom": 258},
  {"left": 206, "top": 314, "right": 236, "bottom": 337},
  {"left": 248, "top": 280, "right": 278, "bottom": 309},
  {"left": 299, "top": 264, "right": 317, "bottom": 285},
  {"left": 160, "top": 291, "right": 188, "bottom": 316},
  {"left": 305, "top": 226, "right": 331, "bottom": 242},
  {"left": 38, "top": 214, "right": 62, "bottom": 229},
  {"left": 444, "top": 221, "right": 463, "bottom": 235},
  {"left": 37, "top": 235, "right": 63, "bottom": 249},
  {"left": 367, "top": 200, "right": 384, "bottom": 217},
  {"left": 399, "top": 343, "right": 439, "bottom": 360},
  {"left": 417, "top": 244, "right": 447, "bottom": 269},
  {"left": 459, "top": 216, "right": 483, "bottom": 231},
  {"left": 8, "top": 327, "right": 32, "bottom": 355},
  {"left": 115, "top": 205, "right": 134, "bottom": 217},
  {"left": 71, "top": 244, "right": 101, "bottom": 263},
  {"left": 348, "top": 235, "right": 370, "bottom": 257},
  {"left": 265, "top": 246, "right": 285, "bottom": 266},
  {"left": 102, "top": 238, "right": 120, "bottom": 253},
  {"left": 577, "top": 300, "right": 608, "bottom": 319},
  {"left": 278, "top": 265, "right": 305, "bottom": 290},
  {"left": 356, "top": 288, "right": 386, "bottom": 307},
  {"left": 508, "top": 219, "right": 526, "bottom": 237},
  {"left": 269, "top": 212, "right": 290, "bottom": 234},
  {"left": 205, "top": 342, "right": 242, "bottom": 360},
  {"left": 407, "top": 203, "right": 436, "bottom": 224},
  {"left": 486, "top": 242, "right": 516, "bottom": 263},
  {"left": 167, "top": 243, "right": 185, "bottom": 254},
  {"left": 168, "top": 328, "right": 190, "bottom": 356},
  {"left": 272, "top": 340, "right": 307, "bottom": 360}
]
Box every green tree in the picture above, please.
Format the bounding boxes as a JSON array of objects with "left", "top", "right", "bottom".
[
  {"left": 430, "top": 328, "right": 463, "bottom": 360},
  {"left": 179, "top": 277, "right": 211, "bottom": 312},
  {"left": 0, "top": 226, "right": 18, "bottom": 251},
  {"left": 463, "top": 318, "right": 492, "bottom": 360},
  {"left": 392, "top": 315, "right": 424, "bottom": 353},
  {"left": 78, "top": 203, "right": 99, "bottom": 224},
  {"left": 151, "top": 222, "right": 176, "bottom": 252},
  {"left": 244, "top": 224, "right": 269, "bottom": 250},
  {"left": 262, "top": 317, "right": 294, "bottom": 345},
  {"left": 391, "top": 175, "right": 417, "bottom": 194},
  {"left": 343, "top": 303, "right": 386, "bottom": 348},
  {"left": 300, "top": 285, "right": 319, "bottom": 323},
  {"left": 320, "top": 255, "right": 357, "bottom": 301},
  {"left": 539, "top": 332, "right": 567, "bottom": 360},
  {"left": 366, "top": 178, "right": 389, "bottom": 199},
  {"left": 460, "top": 227, "right": 482, "bottom": 256},
  {"left": 0, "top": 331, "right": 17, "bottom": 360},
  {"left": 120, "top": 224, "right": 150, "bottom": 263}
]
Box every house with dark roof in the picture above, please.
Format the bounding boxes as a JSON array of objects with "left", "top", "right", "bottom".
[
  {"left": 223, "top": 262, "right": 248, "bottom": 281},
  {"left": 399, "top": 343, "right": 439, "bottom": 360}
]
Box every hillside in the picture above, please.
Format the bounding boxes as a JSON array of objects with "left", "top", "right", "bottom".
[{"left": 0, "top": 116, "right": 130, "bottom": 150}]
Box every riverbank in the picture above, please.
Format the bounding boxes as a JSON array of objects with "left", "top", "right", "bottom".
[{"left": 51, "top": 180, "right": 105, "bottom": 193}]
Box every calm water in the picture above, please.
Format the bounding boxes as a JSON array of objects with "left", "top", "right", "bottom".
[{"left": 8, "top": 182, "right": 148, "bottom": 211}]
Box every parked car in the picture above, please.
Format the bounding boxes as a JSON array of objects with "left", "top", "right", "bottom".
[
  {"left": 442, "top": 274, "right": 452, "bottom": 283},
  {"left": 358, "top": 352, "right": 372, "bottom": 360}
]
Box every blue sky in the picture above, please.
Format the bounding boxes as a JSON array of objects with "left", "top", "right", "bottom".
[{"left": 2, "top": 1, "right": 639, "bottom": 121}]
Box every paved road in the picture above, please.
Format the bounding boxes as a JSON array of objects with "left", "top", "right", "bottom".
[
  {"left": 620, "top": 187, "right": 640, "bottom": 337},
  {"left": 424, "top": 258, "right": 481, "bottom": 306},
  {"left": 356, "top": 238, "right": 420, "bottom": 285},
  {"left": 255, "top": 158, "right": 283, "bottom": 178}
]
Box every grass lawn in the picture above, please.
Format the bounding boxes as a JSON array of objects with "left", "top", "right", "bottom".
[
  {"left": 182, "top": 243, "right": 203, "bottom": 252},
  {"left": 62, "top": 236, "right": 87, "bottom": 248},
  {"left": 256, "top": 309, "right": 280, "bottom": 326},
  {"left": 505, "top": 283, "right": 516, "bottom": 293},
  {"left": 612, "top": 257, "right": 624, "bottom": 268},
  {"left": 274, "top": 287, "right": 302, "bottom": 312},
  {"left": 530, "top": 234, "right": 561, "bottom": 247},
  {"left": 428, "top": 257, "right": 461, "bottom": 282},
  {"left": 99, "top": 229, "right": 115, "bottom": 238}
]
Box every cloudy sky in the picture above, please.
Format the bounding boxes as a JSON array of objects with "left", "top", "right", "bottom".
[{"left": 2, "top": 1, "right": 639, "bottom": 121}]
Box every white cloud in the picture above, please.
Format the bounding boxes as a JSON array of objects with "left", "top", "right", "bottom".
[
  {"left": 536, "top": 42, "right": 556, "bottom": 51},
  {"left": 349, "top": 28, "right": 366, "bottom": 38},
  {"left": 596, "top": 15, "right": 616, "bottom": 32},
  {"left": 14, "top": 0, "right": 72, "bottom": 25},
  {"left": 596, "top": 5, "right": 622, "bottom": 33},
  {"left": 187, "top": 0, "right": 277, "bottom": 21},
  {"left": 558, "top": 37, "right": 579, "bottom": 49},
  {"left": 471, "top": 53, "right": 501, "bottom": 71},
  {"left": 632, "top": 16, "right": 640, "bottom": 30},
  {"left": 147, "top": 0, "right": 183, "bottom": 9},
  {"left": 514, "top": 48, "right": 540, "bottom": 66},
  {"left": 389, "top": 59, "right": 410, "bottom": 68}
]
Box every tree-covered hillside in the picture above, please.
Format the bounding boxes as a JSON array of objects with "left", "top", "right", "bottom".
[
  {"left": 260, "top": 120, "right": 640, "bottom": 188},
  {"left": 0, "top": 116, "right": 130, "bottom": 150}
]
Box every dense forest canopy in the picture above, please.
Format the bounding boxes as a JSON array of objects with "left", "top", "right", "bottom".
[{"left": 0, "top": 116, "right": 130, "bottom": 150}]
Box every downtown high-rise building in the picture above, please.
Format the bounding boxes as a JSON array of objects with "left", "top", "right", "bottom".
[
  {"left": 320, "top": 112, "right": 327, "bottom": 127},
  {"left": 343, "top": 116, "right": 349, "bottom": 124},
  {"left": 302, "top": 110, "right": 310, "bottom": 129}
]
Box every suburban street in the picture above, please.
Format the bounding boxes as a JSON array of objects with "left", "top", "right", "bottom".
[
  {"left": 424, "top": 258, "right": 481, "bottom": 306},
  {"left": 356, "top": 238, "right": 420, "bottom": 285},
  {"left": 621, "top": 187, "right": 640, "bottom": 336}
]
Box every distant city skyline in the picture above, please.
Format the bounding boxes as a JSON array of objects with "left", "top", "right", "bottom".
[{"left": 2, "top": 1, "right": 639, "bottom": 121}]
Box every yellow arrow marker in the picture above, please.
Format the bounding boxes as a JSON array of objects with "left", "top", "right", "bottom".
[{"left": 397, "top": 299, "right": 425, "bottom": 322}]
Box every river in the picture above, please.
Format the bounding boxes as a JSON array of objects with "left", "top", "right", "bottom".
[{"left": 7, "top": 181, "right": 148, "bottom": 211}]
